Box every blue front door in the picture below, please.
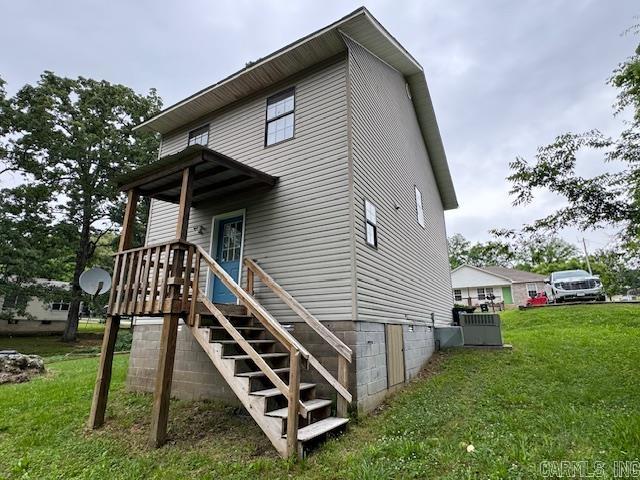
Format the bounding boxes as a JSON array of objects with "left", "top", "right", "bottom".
[{"left": 212, "top": 216, "right": 244, "bottom": 304}]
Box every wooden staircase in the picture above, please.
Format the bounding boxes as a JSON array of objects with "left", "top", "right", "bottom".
[
  {"left": 188, "top": 304, "right": 348, "bottom": 457},
  {"left": 186, "top": 250, "right": 352, "bottom": 458}
]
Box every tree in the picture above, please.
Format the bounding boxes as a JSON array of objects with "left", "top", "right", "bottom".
[
  {"left": 506, "top": 30, "right": 640, "bottom": 251},
  {"left": 447, "top": 233, "right": 515, "bottom": 268},
  {"left": 492, "top": 230, "right": 580, "bottom": 271},
  {"left": 2, "top": 72, "right": 161, "bottom": 341},
  {"left": 591, "top": 248, "right": 640, "bottom": 298},
  {"left": 448, "top": 233, "right": 472, "bottom": 269},
  {"left": 0, "top": 185, "right": 75, "bottom": 318}
]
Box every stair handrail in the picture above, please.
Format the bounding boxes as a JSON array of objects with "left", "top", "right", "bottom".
[
  {"left": 243, "top": 258, "right": 352, "bottom": 406},
  {"left": 192, "top": 246, "right": 351, "bottom": 411},
  {"left": 244, "top": 258, "right": 352, "bottom": 362},
  {"left": 195, "top": 246, "right": 310, "bottom": 361},
  {"left": 195, "top": 288, "right": 308, "bottom": 417}
]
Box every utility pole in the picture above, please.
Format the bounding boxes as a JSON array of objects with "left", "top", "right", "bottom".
[{"left": 582, "top": 238, "right": 592, "bottom": 275}]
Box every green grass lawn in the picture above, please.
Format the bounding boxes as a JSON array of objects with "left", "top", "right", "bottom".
[
  {"left": 0, "top": 323, "right": 131, "bottom": 360},
  {"left": 0, "top": 304, "right": 638, "bottom": 479}
]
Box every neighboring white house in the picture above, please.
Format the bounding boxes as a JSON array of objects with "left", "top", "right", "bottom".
[
  {"left": 0, "top": 279, "right": 80, "bottom": 335},
  {"left": 451, "top": 265, "right": 546, "bottom": 307}
]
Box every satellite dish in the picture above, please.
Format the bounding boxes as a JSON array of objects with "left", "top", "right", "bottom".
[{"left": 80, "top": 268, "right": 112, "bottom": 297}]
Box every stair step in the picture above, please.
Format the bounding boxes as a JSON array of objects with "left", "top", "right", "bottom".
[
  {"left": 210, "top": 326, "right": 264, "bottom": 331},
  {"left": 222, "top": 352, "right": 289, "bottom": 360},
  {"left": 214, "top": 339, "right": 275, "bottom": 345},
  {"left": 236, "top": 367, "right": 290, "bottom": 378},
  {"left": 251, "top": 383, "right": 315, "bottom": 398},
  {"left": 266, "top": 399, "right": 332, "bottom": 418},
  {"left": 286, "top": 417, "right": 349, "bottom": 442}
]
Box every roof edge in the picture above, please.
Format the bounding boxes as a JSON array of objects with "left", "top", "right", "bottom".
[
  {"left": 451, "top": 264, "right": 514, "bottom": 283},
  {"left": 133, "top": 6, "right": 370, "bottom": 133}
]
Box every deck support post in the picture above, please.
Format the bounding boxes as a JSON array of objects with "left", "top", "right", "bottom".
[
  {"left": 149, "top": 167, "right": 193, "bottom": 447},
  {"left": 149, "top": 313, "right": 180, "bottom": 447},
  {"left": 286, "top": 349, "right": 301, "bottom": 458},
  {"left": 89, "top": 188, "right": 138, "bottom": 429},
  {"left": 337, "top": 355, "right": 349, "bottom": 418},
  {"left": 87, "top": 314, "right": 121, "bottom": 428}
]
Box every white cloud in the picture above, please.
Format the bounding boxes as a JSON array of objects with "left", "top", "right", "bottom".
[{"left": 1, "top": 0, "right": 637, "bottom": 250}]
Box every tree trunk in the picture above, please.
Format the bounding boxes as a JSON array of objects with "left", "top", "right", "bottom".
[{"left": 62, "top": 202, "right": 93, "bottom": 343}]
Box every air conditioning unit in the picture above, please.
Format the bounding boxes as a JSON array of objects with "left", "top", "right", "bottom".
[
  {"left": 459, "top": 313, "right": 503, "bottom": 346},
  {"left": 434, "top": 325, "right": 464, "bottom": 349}
]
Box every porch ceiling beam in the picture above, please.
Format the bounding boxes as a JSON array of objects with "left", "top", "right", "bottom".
[
  {"left": 141, "top": 165, "right": 229, "bottom": 197},
  {"left": 193, "top": 179, "right": 263, "bottom": 205},
  {"left": 202, "top": 150, "right": 277, "bottom": 186},
  {"left": 119, "top": 154, "right": 206, "bottom": 193},
  {"left": 191, "top": 174, "right": 251, "bottom": 198}
]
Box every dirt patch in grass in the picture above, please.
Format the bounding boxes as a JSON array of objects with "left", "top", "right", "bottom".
[{"left": 92, "top": 394, "right": 278, "bottom": 460}]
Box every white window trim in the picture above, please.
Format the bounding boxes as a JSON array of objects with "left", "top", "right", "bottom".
[
  {"left": 453, "top": 289, "right": 462, "bottom": 301},
  {"left": 415, "top": 186, "right": 425, "bottom": 227},
  {"left": 265, "top": 87, "right": 296, "bottom": 147},
  {"left": 187, "top": 124, "right": 210, "bottom": 147},
  {"left": 364, "top": 199, "right": 378, "bottom": 248},
  {"left": 526, "top": 283, "right": 538, "bottom": 297}
]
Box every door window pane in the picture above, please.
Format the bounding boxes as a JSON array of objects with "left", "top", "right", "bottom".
[{"left": 221, "top": 221, "right": 242, "bottom": 262}]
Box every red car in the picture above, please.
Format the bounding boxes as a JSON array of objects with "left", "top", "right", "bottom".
[{"left": 527, "top": 292, "right": 549, "bottom": 307}]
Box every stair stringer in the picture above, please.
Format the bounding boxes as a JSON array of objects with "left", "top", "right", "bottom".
[{"left": 187, "top": 324, "right": 288, "bottom": 456}]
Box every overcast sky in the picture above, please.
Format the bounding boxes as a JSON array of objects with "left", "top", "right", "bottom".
[{"left": 2, "top": 0, "right": 638, "bottom": 251}]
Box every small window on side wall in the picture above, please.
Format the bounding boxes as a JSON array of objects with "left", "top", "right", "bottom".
[
  {"left": 365, "top": 200, "right": 377, "bottom": 248},
  {"left": 188, "top": 125, "right": 209, "bottom": 146},
  {"left": 415, "top": 186, "right": 425, "bottom": 227},
  {"left": 265, "top": 88, "right": 295, "bottom": 146},
  {"left": 454, "top": 289, "right": 462, "bottom": 302}
]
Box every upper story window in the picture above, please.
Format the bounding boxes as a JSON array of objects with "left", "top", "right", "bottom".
[
  {"left": 415, "top": 186, "right": 425, "bottom": 227},
  {"left": 265, "top": 88, "right": 295, "bottom": 146},
  {"left": 188, "top": 125, "right": 209, "bottom": 146},
  {"left": 365, "top": 200, "right": 378, "bottom": 248}
]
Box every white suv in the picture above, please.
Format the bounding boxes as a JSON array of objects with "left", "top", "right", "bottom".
[{"left": 545, "top": 270, "right": 605, "bottom": 303}]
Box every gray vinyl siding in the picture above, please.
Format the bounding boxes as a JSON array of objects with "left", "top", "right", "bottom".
[
  {"left": 145, "top": 57, "right": 353, "bottom": 324},
  {"left": 346, "top": 37, "right": 453, "bottom": 326}
]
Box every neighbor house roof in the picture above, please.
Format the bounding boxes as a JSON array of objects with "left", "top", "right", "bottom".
[
  {"left": 132, "top": 7, "right": 458, "bottom": 210},
  {"left": 451, "top": 264, "right": 546, "bottom": 285},
  {"left": 481, "top": 266, "right": 546, "bottom": 283}
]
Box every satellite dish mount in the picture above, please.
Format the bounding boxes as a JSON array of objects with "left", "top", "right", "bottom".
[{"left": 79, "top": 268, "right": 113, "bottom": 300}]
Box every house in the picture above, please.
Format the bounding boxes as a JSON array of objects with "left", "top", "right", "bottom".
[
  {"left": 89, "top": 7, "right": 457, "bottom": 458},
  {"left": 451, "top": 265, "right": 546, "bottom": 307},
  {"left": 0, "top": 279, "right": 79, "bottom": 335}
]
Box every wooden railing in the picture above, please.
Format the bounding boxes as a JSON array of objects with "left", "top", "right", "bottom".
[
  {"left": 192, "top": 247, "right": 310, "bottom": 442},
  {"left": 189, "top": 246, "right": 353, "bottom": 455},
  {"left": 108, "top": 239, "right": 198, "bottom": 316},
  {"left": 244, "top": 258, "right": 352, "bottom": 416}
]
